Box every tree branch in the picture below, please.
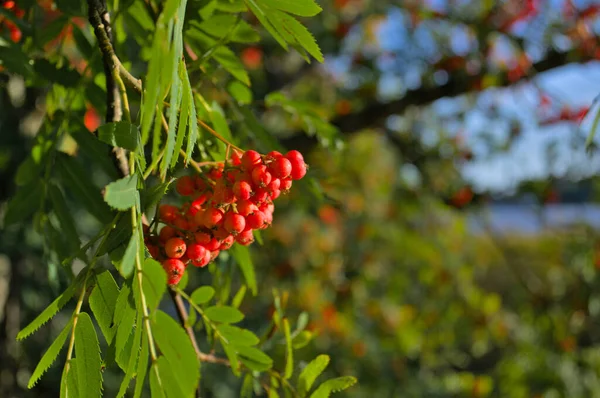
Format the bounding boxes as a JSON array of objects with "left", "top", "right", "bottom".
[{"left": 331, "top": 49, "right": 595, "bottom": 133}]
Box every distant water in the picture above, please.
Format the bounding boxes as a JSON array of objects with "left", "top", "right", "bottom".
[{"left": 468, "top": 204, "right": 600, "bottom": 234}]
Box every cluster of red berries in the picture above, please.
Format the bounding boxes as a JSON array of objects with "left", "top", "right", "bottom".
[
  {"left": 1, "top": 1, "right": 24, "bottom": 43},
  {"left": 144, "top": 149, "right": 308, "bottom": 285}
]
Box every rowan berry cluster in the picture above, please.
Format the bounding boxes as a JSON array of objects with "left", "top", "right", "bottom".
[
  {"left": 144, "top": 149, "right": 307, "bottom": 285},
  {"left": 1, "top": 1, "right": 24, "bottom": 43}
]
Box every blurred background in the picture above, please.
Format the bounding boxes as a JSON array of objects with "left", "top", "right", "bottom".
[{"left": 2, "top": 0, "right": 600, "bottom": 397}]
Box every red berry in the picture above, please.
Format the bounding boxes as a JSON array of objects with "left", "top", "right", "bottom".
[
  {"left": 220, "top": 235, "right": 235, "bottom": 250},
  {"left": 208, "top": 165, "right": 223, "bottom": 180},
  {"left": 236, "top": 230, "right": 254, "bottom": 246},
  {"left": 269, "top": 157, "right": 292, "bottom": 179},
  {"left": 191, "top": 249, "right": 211, "bottom": 268},
  {"left": 188, "top": 194, "right": 208, "bottom": 216},
  {"left": 224, "top": 212, "right": 246, "bottom": 235},
  {"left": 270, "top": 189, "right": 281, "bottom": 200},
  {"left": 241, "top": 150, "right": 262, "bottom": 170},
  {"left": 202, "top": 207, "right": 224, "bottom": 229},
  {"left": 159, "top": 225, "right": 177, "bottom": 242},
  {"left": 233, "top": 181, "right": 252, "bottom": 200},
  {"left": 186, "top": 243, "right": 207, "bottom": 262},
  {"left": 285, "top": 150, "right": 307, "bottom": 180},
  {"left": 245, "top": 211, "right": 265, "bottom": 230},
  {"left": 173, "top": 216, "right": 190, "bottom": 231},
  {"left": 266, "top": 151, "right": 283, "bottom": 161},
  {"left": 165, "top": 237, "right": 187, "bottom": 258},
  {"left": 267, "top": 178, "right": 281, "bottom": 193},
  {"left": 237, "top": 200, "right": 258, "bottom": 216},
  {"left": 252, "top": 188, "right": 269, "bottom": 204},
  {"left": 251, "top": 165, "right": 272, "bottom": 187},
  {"left": 146, "top": 244, "right": 160, "bottom": 259},
  {"left": 213, "top": 226, "right": 232, "bottom": 241},
  {"left": 231, "top": 149, "right": 243, "bottom": 166},
  {"left": 280, "top": 178, "right": 293, "bottom": 191},
  {"left": 213, "top": 182, "right": 236, "bottom": 205},
  {"left": 290, "top": 162, "right": 307, "bottom": 180},
  {"left": 210, "top": 250, "right": 221, "bottom": 261},
  {"left": 159, "top": 204, "right": 178, "bottom": 223},
  {"left": 194, "top": 176, "right": 207, "bottom": 191},
  {"left": 162, "top": 258, "right": 186, "bottom": 285},
  {"left": 176, "top": 175, "right": 196, "bottom": 196}
]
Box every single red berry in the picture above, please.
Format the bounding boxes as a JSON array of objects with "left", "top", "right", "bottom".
[
  {"left": 224, "top": 212, "right": 246, "bottom": 235},
  {"left": 245, "top": 211, "right": 265, "bottom": 230},
  {"left": 290, "top": 162, "right": 307, "bottom": 180},
  {"left": 267, "top": 178, "right": 281, "bottom": 193},
  {"left": 210, "top": 250, "right": 221, "bottom": 261},
  {"left": 9, "top": 25, "right": 21, "bottom": 43},
  {"left": 3, "top": 1, "right": 16, "bottom": 10},
  {"left": 176, "top": 175, "right": 196, "bottom": 196},
  {"left": 146, "top": 244, "right": 160, "bottom": 259},
  {"left": 233, "top": 181, "right": 252, "bottom": 200},
  {"left": 269, "top": 157, "right": 292, "bottom": 179},
  {"left": 236, "top": 230, "right": 254, "bottom": 246},
  {"left": 162, "top": 258, "right": 186, "bottom": 285},
  {"left": 241, "top": 150, "right": 262, "bottom": 170},
  {"left": 285, "top": 150, "right": 307, "bottom": 180},
  {"left": 202, "top": 207, "right": 224, "bottom": 229},
  {"left": 159, "top": 225, "right": 177, "bottom": 242},
  {"left": 259, "top": 202, "right": 275, "bottom": 215},
  {"left": 188, "top": 194, "right": 208, "bottom": 216},
  {"left": 194, "top": 176, "right": 207, "bottom": 191},
  {"left": 266, "top": 151, "right": 283, "bottom": 162},
  {"left": 270, "top": 189, "right": 281, "bottom": 200},
  {"left": 252, "top": 188, "right": 269, "bottom": 204},
  {"left": 251, "top": 165, "right": 272, "bottom": 187},
  {"left": 186, "top": 243, "right": 207, "bottom": 262},
  {"left": 237, "top": 200, "right": 258, "bottom": 216},
  {"left": 225, "top": 169, "right": 241, "bottom": 183},
  {"left": 173, "top": 216, "right": 190, "bottom": 231},
  {"left": 165, "top": 237, "right": 187, "bottom": 258},
  {"left": 159, "top": 204, "right": 178, "bottom": 223},
  {"left": 261, "top": 211, "right": 273, "bottom": 228},
  {"left": 280, "top": 178, "right": 293, "bottom": 191},
  {"left": 220, "top": 235, "right": 235, "bottom": 250},
  {"left": 231, "top": 149, "right": 243, "bottom": 166},
  {"left": 213, "top": 226, "right": 232, "bottom": 241},
  {"left": 191, "top": 249, "right": 211, "bottom": 268},
  {"left": 208, "top": 165, "right": 224, "bottom": 180}
]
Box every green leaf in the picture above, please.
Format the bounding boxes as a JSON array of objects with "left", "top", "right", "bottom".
[
  {"left": 217, "top": 325, "right": 259, "bottom": 346},
  {"left": 292, "top": 331, "right": 313, "bottom": 349},
  {"left": 221, "top": 341, "right": 241, "bottom": 376},
  {"left": 191, "top": 286, "right": 215, "bottom": 305},
  {"left": 230, "top": 244, "right": 257, "bottom": 295},
  {"left": 74, "top": 312, "right": 103, "bottom": 398},
  {"left": 267, "top": 11, "right": 323, "bottom": 62},
  {"left": 283, "top": 318, "right": 293, "bottom": 379},
  {"left": 141, "top": 181, "right": 173, "bottom": 213},
  {"left": 48, "top": 184, "right": 80, "bottom": 249},
  {"left": 142, "top": 258, "right": 167, "bottom": 310},
  {"left": 104, "top": 175, "right": 139, "bottom": 211},
  {"left": 205, "top": 306, "right": 244, "bottom": 324},
  {"left": 309, "top": 377, "right": 357, "bottom": 398},
  {"left": 183, "top": 67, "right": 199, "bottom": 162},
  {"left": 156, "top": 356, "right": 187, "bottom": 398},
  {"left": 118, "top": 233, "right": 139, "bottom": 278},
  {"left": 27, "top": 319, "right": 73, "bottom": 388},
  {"left": 56, "top": 154, "right": 113, "bottom": 223},
  {"left": 228, "top": 81, "right": 253, "bottom": 105},
  {"left": 239, "top": 356, "right": 272, "bottom": 372},
  {"left": 245, "top": 0, "right": 288, "bottom": 50},
  {"left": 235, "top": 345, "right": 273, "bottom": 366},
  {"left": 117, "top": 310, "right": 143, "bottom": 398},
  {"left": 153, "top": 311, "right": 200, "bottom": 397},
  {"left": 214, "top": 45, "right": 251, "bottom": 85},
  {"left": 298, "top": 355, "right": 329, "bottom": 396},
  {"left": 231, "top": 285, "right": 247, "bottom": 308},
  {"left": 17, "top": 276, "right": 81, "bottom": 340},
  {"left": 133, "top": 333, "right": 149, "bottom": 398},
  {"left": 149, "top": 363, "right": 167, "bottom": 398},
  {"left": 69, "top": 128, "right": 120, "bottom": 180},
  {"left": 194, "top": 15, "right": 260, "bottom": 43},
  {"left": 3, "top": 182, "right": 43, "bottom": 226},
  {"left": 171, "top": 61, "right": 190, "bottom": 169},
  {"left": 113, "top": 283, "right": 136, "bottom": 358},
  {"left": 97, "top": 121, "right": 140, "bottom": 150},
  {"left": 260, "top": 0, "right": 322, "bottom": 16},
  {"left": 89, "top": 270, "right": 120, "bottom": 344},
  {"left": 65, "top": 358, "right": 79, "bottom": 398}
]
